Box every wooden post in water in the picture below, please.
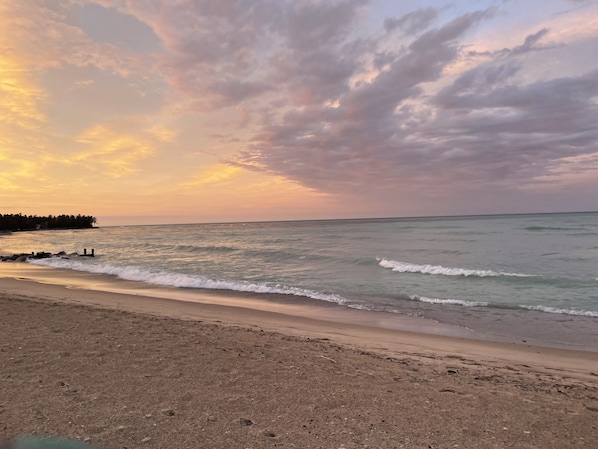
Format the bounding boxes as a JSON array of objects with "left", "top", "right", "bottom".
[
  {"left": 83, "top": 248, "right": 87, "bottom": 256},
  {"left": 91, "top": 249, "right": 94, "bottom": 257}
]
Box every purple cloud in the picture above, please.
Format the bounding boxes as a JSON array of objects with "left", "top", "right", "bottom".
[
  {"left": 102, "top": 1, "right": 598, "bottom": 212},
  {"left": 384, "top": 8, "right": 438, "bottom": 35},
  {"left": 230, "top": 8, "right": 496, "bottom": 194}
]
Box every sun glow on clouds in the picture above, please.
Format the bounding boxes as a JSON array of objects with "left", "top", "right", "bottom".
[
  {"left": 526, "top": 152, "right": 598, "bottom": 189},
  {"left": 71, "top": 125, "right": 154, "bottom": 177},
  {"left": 0, "top": 22, "right": 50, "bottom": 194},
  {"left": 1, "top": 0, "right": 597, "bottom": 223},
  {"left": 178, "top": 164, "right": 332, "bottom": 214},
  {"left": 181, "top": 164, "right": 243, "bottom": 188},
  {"left": 0, "top": 56, "right": 46, "bottom": 129}
]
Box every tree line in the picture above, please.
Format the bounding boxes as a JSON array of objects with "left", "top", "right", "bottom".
[{"left": 0, "top": 214, "right": 97, "bottom": 231}]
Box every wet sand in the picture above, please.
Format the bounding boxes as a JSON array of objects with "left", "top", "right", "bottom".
[{"left": 1, "top": 264, "right": 597, "bottom": 448}]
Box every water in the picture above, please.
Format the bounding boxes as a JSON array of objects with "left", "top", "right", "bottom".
[{"left": 2, "top": 212, "right": 597, "bottom": 347}]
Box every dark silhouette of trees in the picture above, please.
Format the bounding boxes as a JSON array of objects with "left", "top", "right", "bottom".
[{"left": 0, "top": 214, "right": 96, "bottom": 231}]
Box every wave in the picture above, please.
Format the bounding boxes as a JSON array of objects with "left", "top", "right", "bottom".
[
  {"left": 173, "top": 244, "right": 239, "bottom": 253},
  {"left": 411, "top": 295, "right": 489, "bottom": 307},
  {"left": 519, "top": 305, "right": 598, "bottom": 318},
  {"left": 410, "top": 295, "right": 598, "bottom": 317},
  {"left": 27, "top": 257, "right": 598, "bottom": 320},
  {"left": 28, "top": 257, "right": 348, "bottom": 305},
  {"left": 377, "top": 258, "right": 532, "bottom": 278},
  {"left": 523, "top": 226, "right": 587, "bottom": 232}
]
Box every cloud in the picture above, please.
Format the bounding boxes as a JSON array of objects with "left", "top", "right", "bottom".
[
  {"left": 0, "top": 54, "right": 46, "bottom": 129},
  {"left": 4, "top": 0, "right": 598, "bottom": 217},
  {"left": 0, "top": 14, "right": 52, "bottom": 190},
  {"left": 467, "top": 27, "right": 551, "bottom": 58},
  {"left": 268, "top": 1, "right": 370, "bottom": 107},
  {"left": 0, "top": 155, "right": 41, "bottom": 192},
  {"left": 222, "top": 3, "right": 597, "bottom": 209},
  {"left": 230, "top": 8, "right": 497, "bottom": 194},
  {"left": 1, "top": 1, "right": 152, "bottom": 77},
  {"left": 527, "top": 151, "right": 598, "bottom": 189},
  {"left": 68, "top": 124, "right": 155, "bottom": 177},
  {"left": 147, "top": 124, "right": 176, "bottom": 143},
  {"left": 384, "top": 8, "right": 438, "bottom": 35},
  {"left": 116, "top": 0, "right": 283, "bottom": 110},
  {"left": 427, "top": 69, "right": 598, "bottom": 186},
  {"left": 180, "top": 164, "right": 242, "bottom": 188},
  {"left": 97, "top": 0, "right": 371, "bottom": 110},
  {"left": 515, "top": 28, "right": 550, "bottom": 53}
]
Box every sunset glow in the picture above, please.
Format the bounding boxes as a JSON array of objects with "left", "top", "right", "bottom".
[{"left": 1, "top": 0, "right": 597, "bottom": 225}]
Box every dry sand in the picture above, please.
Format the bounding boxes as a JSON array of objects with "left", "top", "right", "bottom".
[{"left": 1, "top": 266, "right": 597, "bottom": 448}]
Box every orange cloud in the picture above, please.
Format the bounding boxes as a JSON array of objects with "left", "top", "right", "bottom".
[
  {"left": 70, "top": 125, "right": 155, "bottom": 177},
  {"left": 180, "top": 164, "right": 243, "bottom": 188},
  {"left": 147, "top": 124, "right": 177, "bottom": 143},
  {"left": 1, "top": 2, "right": 152, "bottom": 77},
  {"left": 0, "top": 55, "right": 46, "bottom": 130},
  {"left": 0, "top": 43, "right": 49, "bottom": 194}
]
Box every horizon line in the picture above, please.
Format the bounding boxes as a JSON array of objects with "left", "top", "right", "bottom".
[{"left": 97, "top": 210, "right": 598, "bottom": 227}]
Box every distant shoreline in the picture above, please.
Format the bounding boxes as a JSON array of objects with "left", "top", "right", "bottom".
[
  {"left": 2, "top": 226, "right": 98, "bottom": 233},
  {"left": 0, "top": 213, "right": 96, "bottom": 232}
]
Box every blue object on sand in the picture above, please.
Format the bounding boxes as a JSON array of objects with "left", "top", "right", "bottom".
[{"left": 3, "top": 437, "right": 97, "bottom": 449}]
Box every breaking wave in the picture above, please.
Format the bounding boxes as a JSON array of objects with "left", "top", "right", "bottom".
[
  {"left": 27, "top": 256, "right": 598, "bottom": 320},
  {"left": 411, "top": 295, "right": 489, "bottom": 307},
  {"left": 520, "top": 304, "right": 598, "bottom": 318},
  {"left": 28, "top": 257, "right": 348, "bottom": 305},
  {"left": 377, "top": 258, "right": 532, "bottom": 278},
  {"left": 409, "top": 295, "right": 598, "bottom": 317}
]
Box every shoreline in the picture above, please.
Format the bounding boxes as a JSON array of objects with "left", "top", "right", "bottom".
[
  {"left": 3, "top": 261, "right": 598, "bottom": 353},
  {"left": 2, "top": 264, "right": 598, "bottom": 448},
  {"left": 1, "top": 262, "right": 597, "bottom": 380}
]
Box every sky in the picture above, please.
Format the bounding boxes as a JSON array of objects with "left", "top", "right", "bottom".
[{"left": 1, "top": 0, "right": 597, "bottom": 226}]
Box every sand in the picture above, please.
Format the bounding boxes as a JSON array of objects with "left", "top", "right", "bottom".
[{"left": 1, "top": 265, "right": 597, "bottom": 448}]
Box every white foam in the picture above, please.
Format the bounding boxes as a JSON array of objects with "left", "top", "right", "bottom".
[
  {"left": 412, "top": 295, "right": 598, "bottom": 317},
  {"left": 411, "top": 295, "right": 489, "bottom": 307},
  {"left": 520, "top": 304, "right": 598, "bottom": 318},
  {"left": 378, "top": 258, "right": 531, "bottom": 278},
  {"left": 28, "top": 257, "right": 347, "bottom": 305}
]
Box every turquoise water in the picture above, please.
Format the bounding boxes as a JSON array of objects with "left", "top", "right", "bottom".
[{"left": 2, "top": 212, "right": 597, "bottom": 347}]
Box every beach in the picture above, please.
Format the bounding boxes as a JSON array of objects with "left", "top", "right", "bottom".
[{"left": 1, "top": 264, "right": 597, "bottom": 448}]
